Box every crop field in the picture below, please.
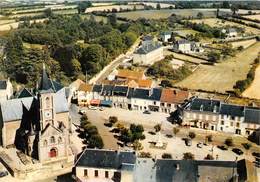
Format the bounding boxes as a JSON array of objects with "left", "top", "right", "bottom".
[
  {"left": 242, "top": 14, "right": 260, "bottom": 21},
  {"left": 175, "top": 42, "right": 260, "bottom": 93},
  {"left": 0, "top": 18, "right": 46, "bottom": 31},
  {"left": 190, "top": 18, "right": 260, "bottom": 35},
  {"left": 242, "top": 65, "right": 260, "bottom": 99},
  {"left": 193, "top": 8, "right": 260, "bottom": 14},
  {"left": 116, "top": 9, "right": 217, "bottom": 20},
  {"left": 231, "top": 38, "right": 257, "bottom": 49}
]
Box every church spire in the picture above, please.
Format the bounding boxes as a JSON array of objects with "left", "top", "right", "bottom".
[{"left": 38, "top": 63, "right": 53, "bottom": 93}]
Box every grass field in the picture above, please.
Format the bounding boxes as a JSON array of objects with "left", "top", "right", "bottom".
[
  {"left": 231, "top": 38, "right": 257, "bottom": 49},
  {"left": 0, "top": 18, "right": 46, "bottom": 31},
  {"left": 242, "top": 65, "right": 260, "bottom": 99},
  {"left": 175, "top": 41, "right": 260, "bottom": 93},
  {"left": 116, "top": 9, "right": 216, "bottom": 20},
  {"left": 243, "top": 14, "right": 260, "bottom": 21},
  {"left": 190, "top": 18, "right": 260, "bottom": 35}
]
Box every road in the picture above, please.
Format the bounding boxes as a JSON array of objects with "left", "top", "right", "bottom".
[{"left": 89, "top": 38, "right": 141, "bottom": 84}]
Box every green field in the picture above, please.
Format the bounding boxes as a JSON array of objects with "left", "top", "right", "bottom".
[{"left": 116, "top": 9, "right": 217, "bottom": 20}]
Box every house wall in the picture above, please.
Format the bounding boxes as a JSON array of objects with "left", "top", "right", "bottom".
[
  {"left": 160, "top": 102, "right": 176, "bottom": 113},
  {"left": 133, "top": 47, "right": 164, "bottom": 66},
  {"left": 160, "top": 34, "right": 171, "bottom": 42},
  {"left": 76, "top": 166, "right": 117, "bottom": 181},
  {"left": 78, "top": 91, "right": 93, "bottom": 106},
  {"left": 2, "top": 120, "right": 20, "bottom": 147},
  {"left": 130, "top": 98, "right": 160, "bottom": 111},
  {"left": 112, "top": 96, "right": 129, "bottom": 109},
  {"left": 217, "top": 115, "right": 244, "bottom": 134}
]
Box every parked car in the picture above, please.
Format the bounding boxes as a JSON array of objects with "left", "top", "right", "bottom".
[
  {"left": 197, "top": 142, "right": 203, "bottom": 148},
  {"left": 232, "top": 148, "right": 244, "bottom": 155},
  {"left": 143, "top": 110, "right": 151, "bottom": 114},
  {"left": 185, "top": 138, "right": 192, "bottom": 146},
  {"left": 78, "top": 109, "right": 86, "bottom": 115},
  {"left": 217, "top": 145, "right": 228, "bottom": 150},
  {"left": 89, "top": 106, "right": 97, "bottom": 110},
  {"left": 99, "top": 107, "right": 104, "bottom": 111},
  {"left": 0, "top": 171, "right": 8, "bottom": 177}
]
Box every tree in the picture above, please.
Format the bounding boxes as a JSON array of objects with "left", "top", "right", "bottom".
[
  {"left": 231, "top": 4, "right": 239, "bottom": 15},
  {"left": 173, "top": 127, "right": 180, "bottom": 136},
  {"left": 206, "top": 135, "right": 213, "bottom": 142},
  {"left": 88, "top": 134, "right": 104, "bottom": 148},
  {"left": 108, "top": 13, "right": 117, "bottom": 27},
  {"left": 197, "top": 12, "right": 204, "bottom": 19},
  {"left": 84, "top": 124, "right": 98, "bottom": 136},
  {"left": 242, "top": 143, "right": 252, "bottom": 150},
  {"left": 225, "top": 137, "right": 233, "bottom": 147},
  {"left": 204, "top": 154, "right": 214, "bottom": 160},
  {"left": 208, "top": 51, "right": 220, "bottom": 63},
  {"left": 123, "top": 31, "right": 137, "bottom": 47},
  {"left": 156, "top": 3, "right": 161, "bottom": 10},
  {"left": 154, "top": 124, "right": 161, "bottom": 132},
  {"left": 162, "top": 153, "right": 172, "bottom": 159},
  {"left": 161, "top": 79, "right": 172, "bottom": 87},
  {"left": 109, "top": 116, "right": 118, "bottom": 124},
  {"left": 44, "top": 8, "right": 53, "bottom": 17},
  {"left": 77, "top": 1, "right": 92, "bottom": 14},
  {"left": 71, "top": 58, "right": 81, "bottom": 76},
  {"left": 80, "top": 115, "right": 89, "bottom": 128},
  {"left": 133, "top": 140, "right": 143, "bottom": 150},
  {"left": 183, "top": 152, "right": 194, "bottom": 160},
  {"left": 188, "top": 131, "right": 196, "bottom": 139}
]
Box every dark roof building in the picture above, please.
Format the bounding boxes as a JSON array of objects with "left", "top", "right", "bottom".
[
  {"left": 132, "top": 88, "right": 162, "bottom": 101},
  {"left": 220, "top": 103, "right": 245, "bottom": 117},
  {"left": 16, "top": 88, "right": 33, "bottom": 98},
  {"left": 101, "top": 85, "right": 114, "bottom": 96},
  {"left": 76, "top": 149, "right": 136, "bottom": 170},
  {"left": 0, "top": 80, "right": 7, "bottom": 90},
  {"left": 92, "top": 84, "right": 103, "bottom": 93},
  {"left": 135, "top": 42, "right": 162, "bottom": 55},
  {"left": 185, "top": 98, "right": 220, "bottom": 113},
  {"left": 113, "top": 86, "right": 129, "bottom": 97},
  {"left": 244, "top": 107, "right": 260, "bottom": 124}
]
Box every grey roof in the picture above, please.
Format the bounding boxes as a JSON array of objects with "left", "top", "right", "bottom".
[
  {"left": 176, "top": 39, "right": 191, "bottom": 45},
  {"left": 93, "top": 84, "right": 102, "bottom": 93},
  {"left": 187, "top": 98, "right": 220, "bottom": 113},
  {"left": 76, "top": 149, "right": 136, "bottom": 170},
  {"left": 113, "top": 86, "right": 128, "bottom": 96},
  {"left": 228, "top": 28, "right": 237, "bottom": 33},
  {"left": 132, "top": 88, "right": 162, "bottom": 101},
  {"left": 0, "top": 88, "right": 68, "bottom": 122},
  {"left": 160, "top": 31, "right": 171, "bottom": 36},
  {"left": 142, "top": 35, "right": 153, "bottom": 41},
  {"left": 135, "top": 42, "right": 162, "bottom": 54},
  {"left": 101, "top": 85, "right": 114, "bottom": 96},
  {"left": 244, "top": 107, "right": 260, "bottom": 124},
  {"left": 0, "top": 80, "right": 7, "bottom": 90},
  {"left": 220, "top": 103, "right": 245, "bottom": 117},
  {"left": 135, "top": 159, "right": 238, "bottom": 182},
  {"left": 39, "top": 66, "right": 54, "bottom": 93},
  {"left": 17, "top": 88, "right": 33, "bottom": 98}
]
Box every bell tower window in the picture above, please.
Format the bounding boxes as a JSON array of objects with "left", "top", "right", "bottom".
[{"left": 45, "top": 97, "right": 51, "bottom": 108}]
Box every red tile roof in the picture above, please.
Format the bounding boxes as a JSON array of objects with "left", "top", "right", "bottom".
[{"left": 160, "top": 89, "right": 189, "bottom": 104}]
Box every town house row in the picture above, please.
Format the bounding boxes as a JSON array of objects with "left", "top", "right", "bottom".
[
  {"left": 76, "top": 83, "right": 189, "bottom": 113},
  {"left": 183, "top": 97, "right": 260, "bottom": 137}
]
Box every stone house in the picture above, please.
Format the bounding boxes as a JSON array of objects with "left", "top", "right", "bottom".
[
  {"left": 133, "top": 41, "right": 164, "bottom": 66},
  {"left": 159, "top": 32, "right": 172, "bottom": 42},
  {"left": 77, "top": 83, "right": 93, "bottom": 106},
  {"left": 0, "top": 79, "right": 13, "bottom": 102},
  {"left": 173, "top": 39, "right": 204, "bottom": 53},
  {"left": 75, "top": 149, "right": 136, "bottom": 182}
]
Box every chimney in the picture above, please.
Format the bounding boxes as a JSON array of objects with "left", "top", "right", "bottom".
[
  {"left": 175, "top": 163, "right": 180, "bottom": 171},
  {"left": 149, "top": 88, "right": 153, "bottom": 97},
  {"left": 173, "top": 90, "right": 177, "bottom": 95}
]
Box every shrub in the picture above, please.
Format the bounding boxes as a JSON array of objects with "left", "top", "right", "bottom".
[
  {"left": 104, "top": 122, "right": 113, "bottom": 127},
  {"left": 88, "top": 134, "right": 104, "bottom": 149},
  {"left": 183, "top": 152, "right": 194, "bottom": 160},
  {"left": 133, "top": 140, "right": 143, "bottom": 151},
  {"left": 206, "top": 135, "right": 213, "bottom": 142},
  {"left": 188, "top": 132, "right": 196, "bottom": 139},
  {"left": 162, "top": 153, "right": 172, "bottom": 159},
  {"left": 139, "top": 152, "right": 152, "bottom": 158},
  {"left": 173, "top": 127, "right": 180, "bottom": 136},
  {"left": 225, "top": 137, "right": 233, "bottom": 146}
]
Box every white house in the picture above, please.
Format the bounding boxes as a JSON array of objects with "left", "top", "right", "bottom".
[
  {"left": 133, "top": 41, "right": 164, "bottom": 66},
  {"left": 159, "top": 32, "right": 172, "bottom": 42},
  {"left": 173, "top": 39, "right": 204, "bottom": 53},
  {"left": 0, "top": 79, "right": 13, "bottom": 102},
  {"left": 222, "top": 28, "right": 238, "bottom": 38}
]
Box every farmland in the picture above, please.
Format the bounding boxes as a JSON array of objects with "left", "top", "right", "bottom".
[
  {"left": 116, "top": 9, "right": 217, "bottom": 20},
  {"left": 242, "top": 65, "right": 260, "bottom": 99},
  {"left": 243, "top": 14, "right": 260, "bottom": 21},
  {"left": 230, "top": 38, "right": 257, "bottom": 49},
  {"left": 175, "top": 42, "right": 260, "bottom": 93},
  {"left": 190, "top": 18, "right": 260, "bottom": 35}
]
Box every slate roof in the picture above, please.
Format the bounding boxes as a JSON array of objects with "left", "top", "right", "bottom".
[
  {"left": 132, "top": 88, "right": 162, "bottom": 101},
  {"left": 113, "top": 86, "right": 128, "bottom": 96},
  {"left": 16, "top": 88, "right": 33, "bottom": 98},
  {"left": 38, "top": 65, "right": 54, "bottom": 93},
  {"left": 176, "top": 39, "right": 191, "bottom": 45},
  {"left": 160, "top": 31, "right": 171, "bottom": 36},
  {"left": 220, "top": 103, "right": 245, "bottom": 117},
  {"left": 76, "top": 149, "right": 136, "bottom": 170},
  {"left": 188, "top": 98, "right": 220, "bottom": 113},
  {"left": 0, "top": 80, "right": 7, "bottom": 90},
  {"left": 244, "top": 107, "right": 260, "bottom": 124},
  {"left": 135, "top": 42, "right": 162, "bottom": 55},
  {"left": 0, "top": 88, "right": 68, "bottom": 122},
  {"left": 101, "top": 85, "right": 114, "bottom": 96},
  {"left": 160, "top": 89, "right": 189, "bottom": 104},
  {"left": 92, "top": 84, "right": 103, "bottom": 93},
  {"left": 142, "top": 35, "right": 153, "bottom": 41}
]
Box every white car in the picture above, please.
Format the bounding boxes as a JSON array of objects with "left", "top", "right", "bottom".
[
  {"left": 78, "top": 109, "right": 87, "bottom": 115},
  {"left": 89, "top": 106, "right": 97, "bottom": 110}
]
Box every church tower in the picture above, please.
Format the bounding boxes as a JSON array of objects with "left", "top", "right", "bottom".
[{"left": 38, "top": 64, "right": 56, "bottom": 129}]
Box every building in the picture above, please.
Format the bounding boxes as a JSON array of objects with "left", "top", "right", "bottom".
[
  {"left": 133, "top": 41, "right": 163, "bottom": 65},
  {"left": 0, "top": 65, "right": 73, "bottom": 163},
  {"left": 75, "top": 149, "right": 251, "bottom": 182},
  {"left": 116, "top": 69, "right": 145, "bottom": 82},
  {"left": 159, "top": 32, "right": 172, "bottom": 42},
  {"left": 75, "top": 149, "right": 136, "bottom": 182},
  {"left": 0, "top": 78, "right": 13, "bottom": 102},
  {"left": 182, "top": 97, "right": 260, "bottom": 137},
  {"left": 77, "top": 83, "right": 93, "bottom": 106},
  {"left": 222, "top": 28, "right": 238, "bottom": 38},
  {"left": 160, "top": 89, "right": 189, "bottom": 113},
  {"left": 173, "top": 39, "right": 204, "bottom": 53}
]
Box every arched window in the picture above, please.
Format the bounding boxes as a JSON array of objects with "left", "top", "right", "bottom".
[
  {"left": 45, "top": 97, "right": 51, "bottom": 108},
  {"left": 58, "top": 137, "right": 62, "bottom": 144},
  {"left": 50, "top": 136, "right": 55, "bottom": 143},
  {"left": 43, "top": 140, "right": 48, "bottom": 146}
]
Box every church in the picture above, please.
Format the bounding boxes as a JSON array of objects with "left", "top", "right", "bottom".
[{"left": 0, "top": 65, "right": 72, "bottom": 163}]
